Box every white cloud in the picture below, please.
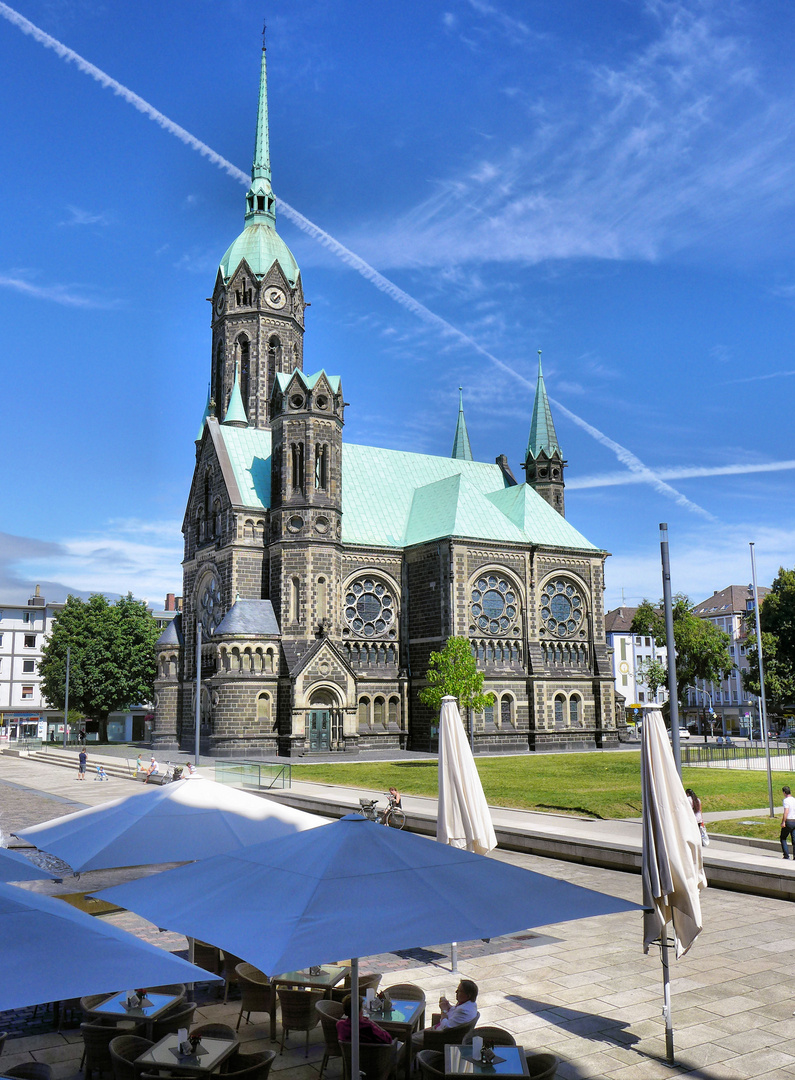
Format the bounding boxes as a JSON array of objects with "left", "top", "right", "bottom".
[
  {"left": 0, "top": 273, "right": 119, "bottom": 309},
  {"left": 59, "top": 205, "right": 109, "bottom": 227}
]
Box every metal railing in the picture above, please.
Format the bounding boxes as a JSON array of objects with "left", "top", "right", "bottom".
[
  {"left": 214, "top": 760, "right": 292, "bottom": 789},
  {"left": 682, "top": 742, "right": 795, "bottom": 770}
]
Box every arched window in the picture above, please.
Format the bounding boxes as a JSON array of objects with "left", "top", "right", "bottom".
[
  {"left": 388, "top": 697, "right": 399, "bottom": 725},
  {"left": 291, "top": 442, "right": 304, "bottom": 492},
  {"left": 484, "top": 700, "right": 494, "bottom": 725},
  {"left": 290, "top": 577, "right": 300, "bottom": 623},
  {"left": 214, "top": 341, "right": 224, "bottom": 417},
  {"left": 238, "top": 336, "right": 250, "bottom": 410},
  {"left": 374, "top": 697, "right": 385, "bottom": 726},
  {"left": 315, "top": 444, "right": 328, "bottom": 490},
  {"left": 569, "top": 696, "right": 581, "bottom": 725},
  {"left": 358, "top": 697, "right": 370, "bottom": 726},
  {"left": 501, "top": 695, "right": 513, "bottom": 726},
  {"left": 257, "top": 692, "right": 271, "bottom": 726},
  {"left": 317, "top": 577, "right": 327, "bottom": 621},
  {"left": 554, "top": 694, "right": 566, "bottom": 726},
  {"left": 265, "top": 648, "right": 274, "bottom": 673}
]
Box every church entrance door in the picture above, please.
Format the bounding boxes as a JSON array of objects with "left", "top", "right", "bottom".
[{"left": 308, "top": 710, "right": 330, "bottom": 752}]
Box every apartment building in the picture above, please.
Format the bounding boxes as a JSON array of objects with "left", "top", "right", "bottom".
[{"left": 604, "top": 607, "right": 668, "bottom": 720}]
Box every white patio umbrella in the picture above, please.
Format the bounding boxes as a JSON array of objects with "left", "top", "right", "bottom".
[
  {"left": 0, "top": 845, "right": 56, "bottom": 882},
  {"left": 437, "top": 695, "right": 496, "bottom": 854},
  {"left": 0, "top": 880, "right": 219, "bottom": 1011},
  {"left": 641, "top": 708, "right": 707, "bottom": 1063},
  {"left": 16, "top": 776, "right": 328, "bottom": 872},
  {"left": 97, "top": 814, "right": 641, "bottom": 1080}
]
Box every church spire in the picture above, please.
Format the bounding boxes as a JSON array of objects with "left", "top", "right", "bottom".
[
  {"left": 526, "top": 351, "right": 560, "bottom": 459},
  {"left": 451, "top": 387, "right": 473, "bottom": 461},
  {"left": 244, "top": 45, "right": 276, "bottom": 227},
  {"left": 523, "top": 350, "right": 566, "bottom": 517},
  {"left": 223, "top": 362, "right": 249, "bottom": 428}
]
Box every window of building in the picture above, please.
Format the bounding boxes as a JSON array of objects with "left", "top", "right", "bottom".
[
  {"left": 256, "top": 692, "right": 271, "bottom": 726},
  {"left": 0, "top": 633, "right": 3, "bottom": 646},
  {"left": 388, "top": 697, "right": 399, "bottom": 725},
  {"left": 483, "top": 701, "right": 494, "bottom": 725},
  {"left": 290, "top": 577, "right": 300, "bottom": 622},
  {"left": 635, "top": 637, "right": 642, "bottom": 645},
  {"left": 343, "top": 578, "right": 396, "bottom": 639},
  {"left": 638, "top": 691, "right": 645, "bottom": 702},
  {"left": 538, "top": 578, "right": 584, "bottom": 639},
  {"left": 740, "top": 645, "right": 746, "bottom": 655},
  {"left": 358, "top": 697, "right": 370, "bottom": 726},
  {"left": 21, "top": 686, "right": 33, "bottom": 699},
  {"left": 569, "top": 696, "right": 580, "bottom": 724},
  {"left": 22, "top": 660, "right": 35, "bottom": 673},
  {"left": 315, "top": 444, "right": 329, "bottom": 490},
  {"left": 471, "top": 573, "right": 521, "bottom": 636},
  {"left": 500, "top": 696, "right": 512, "bottom": 726},
  {"left": 374, "top": 697, "right": 385, "bottom": 725},
  {"left": 317, "top": 577, "right": 327, "bottom": 621},
  {"left": 645, "top": 637, "right": 650, "bottom": 647},
  {"left": 239, "top": 336, "right": 250, "bottom": 408},
  {"left": 620, "top": 639, "right": 626, "bottom": 660},
  {"left": 622, "top": 674, "right": 628, "bottom": 686},
  {"left": 554, "top": 694, "right": 566, "bottom": 725},
  {"left": 23, "top": 611, "right": 31, "bottom": 623},
  {"left": 24, "top": 635, "right": 36, "bottom": 648}
]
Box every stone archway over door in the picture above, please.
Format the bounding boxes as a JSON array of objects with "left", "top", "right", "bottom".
[{"left": 308, "top": 689, "right": 339, "bottom": 752}]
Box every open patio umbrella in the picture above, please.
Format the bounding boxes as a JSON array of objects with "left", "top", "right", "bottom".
[
  {"left": 0, "top": 880, "right": 219, "bottom": 1011},
  {"left": 0, "top": 845, "right": 57, "bottom": 882},
  {"left": 641, "top": 708, "right": 707, "bottom": 1064},
  {"left": 16, "top": 776, "right": 328, "bottom": 872},
  {"left": 437, "top": 695, "right": 496, "bottom": 855},
  {"left": 98, "top": 814, "right": 641, "bottom": 1080}
]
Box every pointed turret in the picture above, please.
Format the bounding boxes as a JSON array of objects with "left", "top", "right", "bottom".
[
  {"left": 523, "top": 351, "right": 566, "bottom": 516},
  {"left": 451, "top": 387, "right": 473, "bottom": 461},
  {"left": 222, "top": 363, "right": 248, "bottom": 428},
  {"left": 245, "top": 46, "right": 275, "bottom": 228},
  {"left": 196, "top": 385, "right": 212, "bottom": 442}
]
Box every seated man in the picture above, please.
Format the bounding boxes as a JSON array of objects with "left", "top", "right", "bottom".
[
  {"left": 144, "top": 756, "right": 160, "bottom": 783},
  {"left": 337, "top": 994, "right": 394, "bottom": 1045},
  {"left": 411, "top": 979, "right": 478, "bottom": 1052}
]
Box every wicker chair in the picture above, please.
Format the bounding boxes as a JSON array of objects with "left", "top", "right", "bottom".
[
  {"left": 80, "top": 994, "right": 111, "bottom": 1020},
  {"left": 190, "top": 1023, "right": 237, "bottom": 1040},
  {"left": 315, "top": 999, "right": 344, "bottom": 1079},
  {"left": 463, "top": 1026, "right": 516, "bottom": 1047},
  {"left": 525, "top": 1052, "right": 558, "bottom": 1079},
  {"left": 331, "top": 972, "right": 382, "bottom": 1003},
  {"left": 276, "top": 988, "right": 324, "bottom": 1057},
  {"left": 4, "top": 1064, "right": 53, "bottom": 1080},
  {"left": 224, "top": 1050, "right": 277, "bottom": 1080},
  {"left": 143, "top": 985, "right": 186, "bottom": 1003},
  {"left": 415, "top": 1015, "right": 479, "bottom": 1056},
  {"left": 382, "top": 984, "right": 425, "bottom": 1027},
  {"left": 82, "top": 1020, "right": 143, "bottom": 1080},
  {"left": 192, "top": 940, "right": 222, "bottom": 977},
  {"left": 415, "top": 1050, "right": 445, "bottom": 1080},
  {"left": 149, "top": 1002, "right": 197, "bottom": 1042},
  {"left": 235, "top": 963, "right": 275, "bottom": 1030},
  {"left": 339, "top": 1039, "right": 398, "bottom": 1080},
  {"left": 109, "top": 1035, "right": 154, "bottom": 1080},
  {"left": 221, "top": 950, "right": 246, "bottom": 1003}
]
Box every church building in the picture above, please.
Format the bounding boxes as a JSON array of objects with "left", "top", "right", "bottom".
[{"left": 152, "top": 46, "right": 618, "bottom": 757}]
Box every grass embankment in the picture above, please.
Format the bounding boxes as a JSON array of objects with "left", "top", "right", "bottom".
[
  {"left": 291, "top": 753, "right": 792, "bottom": 822},
  {"left": 708, "top": 817, "right": 781, "bottom": 842}
]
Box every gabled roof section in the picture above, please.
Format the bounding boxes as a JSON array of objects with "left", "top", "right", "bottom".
[
  {"left": 214, "top": 599, "right": 279, "bottom": 636},
  {"left": 604, "top": 607, "right": 639, "bottom": 634},
  {"left": 451, "top": 388, "right": 473, "bottom": 461},
  {"left": 526, "top": 351, "right": 561, "bottom": 461},
  {"left": 273, "top": 369, "right": 341, "bottom": 396},
  {"left": 281, "top": 635, "right": 356, "bottom": 680},
  {"left": 485, "top": 485, "right": 594, "bottom": 547}
]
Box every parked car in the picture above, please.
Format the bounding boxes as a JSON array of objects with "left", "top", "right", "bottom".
[{"left": 668, "top": 726, "right": 691, "bottom": 741}]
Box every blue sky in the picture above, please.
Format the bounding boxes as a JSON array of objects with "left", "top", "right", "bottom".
[{"left": 0, "top": 0, "right": 793, "bottom": 609}]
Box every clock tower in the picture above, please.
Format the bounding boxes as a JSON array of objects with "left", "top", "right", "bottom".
[{"left": 210, "top": 45, "right": 305, "bottom": 429}]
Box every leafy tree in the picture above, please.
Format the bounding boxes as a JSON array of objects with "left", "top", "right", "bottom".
[
  {"left": 743, "top": 567, "right": 795, "bottom": 716},
  {"left": 636, "top": 656, "right": 668, "bottom": 700},
  {"left": 40, "top": 594, "right": 160, "bottom": 739},
  {"left": 631, "top": 595, "right": 732, "bottom": 709},
  {"left": 419, "top": 636, "right": 494, "bottom": 720}
]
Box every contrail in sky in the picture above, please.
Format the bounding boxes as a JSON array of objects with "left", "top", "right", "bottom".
[
  {"left": 569, "top": 459, "right": 795, "bottom": 489},
  {"left": 0, "top": 1, "right": 713, "bottom": 520}
]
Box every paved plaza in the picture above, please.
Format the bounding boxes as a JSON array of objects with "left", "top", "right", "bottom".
[{"left": 2, "top": 755, "right": 795, "bottom": 1078}]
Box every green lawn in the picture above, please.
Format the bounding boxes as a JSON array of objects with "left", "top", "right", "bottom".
[
  {"left": 291, "top": 754, "right": 792, "bottom": 820},
  {"left": 708, "top": 816, "right": 781, "bottom": 842}
]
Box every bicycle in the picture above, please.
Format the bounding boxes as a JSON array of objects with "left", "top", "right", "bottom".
[{"left": 358, "top": 793, "right": 405, "bottom": 830}]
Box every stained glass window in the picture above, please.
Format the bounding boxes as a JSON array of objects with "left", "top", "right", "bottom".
[
  {"left": 540, "top": 578, "right": 585, "bottom": 638},
  {"left": 470, "top": 574, "right": 519, "bottom": 636},
  {"left": 344, "top": 578, "right": 396, "bottom": 638}
]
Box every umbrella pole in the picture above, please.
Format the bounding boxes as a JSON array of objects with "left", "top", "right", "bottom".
[
  {"left": 187, "top": 937, "right": 195, "bottom": 995},
  {"left": 351, "top": 957, "right": 360, "bottom": 1080},
  {"left": 661, "top": 936, "right": 674, "bottom": 1064}
]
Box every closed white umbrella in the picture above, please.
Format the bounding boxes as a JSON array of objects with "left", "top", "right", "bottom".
[
  {"left": 641, "top": 708, "right": 707, "bottom": 1063},
  {"left": 16, "top": 776, "right": 327, "bottom": 872},
  {"left": 437, "top": 695, "right": 497, "bottom": 855}
]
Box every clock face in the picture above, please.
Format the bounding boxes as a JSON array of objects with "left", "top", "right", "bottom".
[{"left": 266, "top": 287, "right": 287, "bottom": 310}]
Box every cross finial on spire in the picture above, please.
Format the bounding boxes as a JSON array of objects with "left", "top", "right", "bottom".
[{"left": 262, "top": 19, "right": 267, "bottom": 48}]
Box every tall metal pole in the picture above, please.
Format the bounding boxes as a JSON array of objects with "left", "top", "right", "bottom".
[
  {"left": 660, "top": 524, "right": 681, "bottom": 774},
  {"left": 62, "top": 646, "right": 71, "bottom": 748},
  {"left": 194, "top": 621, "right": 202, "bottom": 768},
  {"left": 750, "top": 543, "right": 774, "bottom": 815}
]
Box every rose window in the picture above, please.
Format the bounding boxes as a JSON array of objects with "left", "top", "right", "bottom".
[
  {"left": 198, "top": 575, "right": 222, "bottom": 635},
  {"left": 344, "top": 578, "right": 396, "bottom": 638},
  {"left": 470, "top": 574, "right": 519, "bottom": 635},
  {"left": 540, "top": 579, "right": 585, "bottom": 637}
]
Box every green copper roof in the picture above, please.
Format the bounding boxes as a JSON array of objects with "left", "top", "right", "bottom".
[
  {"left": 219, "top": 46, "right": 300, "bottom": 285},
  {"left": 274, "top": 370, "right": 341, "bottom": 395},
  {"left": 216, "top": 427, "right": 598, "bottom": 551},
  {"left": 222, "top": 365, "right": 248, "bottom": 426},
  {"left": 526, "top": 351, "right": 561, "bottom": 460},
  {"left": 451, "top": 387, "right": 473, "bottom": 461}
]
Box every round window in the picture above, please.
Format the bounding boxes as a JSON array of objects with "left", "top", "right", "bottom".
[
  {"left": 344, "top": 578, "right": 396, "bottom": 638},
  {"left": 469, "top": 574, "right": 519, "bottom": 636},
  {"left": 288, "top": 515, "right": 304, "bottom": 532},
  {"left": 540, "top": 578, "right": 585, "bottom": 637},
  {"left": 316, "top": 395, "right": 328, "bottom": 410},
  {"left": 290, "top": 394, "right": 304, "bottom": 409}
]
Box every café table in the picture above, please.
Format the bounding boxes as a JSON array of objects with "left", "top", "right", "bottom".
[
  {"left": 364, "top": 998, "right": 424, "bottom": 1080},
  {"left": 269, "top": 964, "right": 349, "bottom": 1040},
  {"left": 445, "top": 1045, "right": 529, "bottom": 1078},
  {"left": 136, "top": 1032, "right": 239, "bottom": 1076},
  {"left": 92, "top": 990, "right": 184, "bottom": 1038}
]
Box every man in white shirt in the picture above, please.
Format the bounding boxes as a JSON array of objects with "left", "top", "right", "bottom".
[
  {"left": 781, "top": 786, "right": 795, "bottom": 859},
  {"left": 411, "top": 980, "right": 478, "bottom": 1053}
]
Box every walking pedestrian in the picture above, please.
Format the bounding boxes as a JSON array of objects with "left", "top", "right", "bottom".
[
  {"left": 686, "top": 788, "right": 709, "bottom": 847},
  {"left": 781, "top": 786, "right": 795, "bottom": 859},
  {"left": 77, "top": 748, "right": 87, "bottom": 780}
]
